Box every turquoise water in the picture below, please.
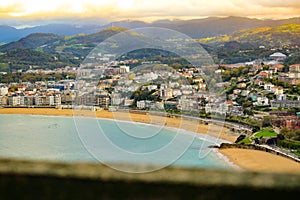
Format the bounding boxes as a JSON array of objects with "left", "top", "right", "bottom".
[{"left": 0, "top": 114, "right": 232, "bottom": 170}]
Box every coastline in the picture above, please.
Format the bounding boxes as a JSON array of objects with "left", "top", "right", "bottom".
[
  {"left": 1, "top": 108, "right": 300, "bottom": 174},
  {"left": 219, "top": 148, "right": 300, "bottom": 175}
]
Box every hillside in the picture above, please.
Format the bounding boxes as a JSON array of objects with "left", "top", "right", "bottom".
[
  {"left": 0, "top": 24, "right": 102, "bottom": 43},
  {"left": 0, "top": 27, "right": 140, "bottom": 71},
  {"left": 2, "top": 16, "right": 300, "bottom": 43},
  {"left": 1, "top": 23, "right": 300, "bottom": 69},
  {"left": 98, "top": 16, "right": 300, "bottom": 39},
  {"left": 0, "top": 49, "right": 77, "bottom": 72},
  {"left": 0, "top": 33, "right": 64, "bottom": 51},
  {"left": 199, "top": 24, "right": 300, "bottom": 47},
  {"left": 0, "top": 26, "right": 133, "bottom": 57}
]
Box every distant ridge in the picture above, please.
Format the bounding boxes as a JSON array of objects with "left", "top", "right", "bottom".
[
  {"left": 0, "top": 26, "right": 131, "bottom": 52},
  {"left": 2, "top": 16, "right": 300, "bottom": 43}
]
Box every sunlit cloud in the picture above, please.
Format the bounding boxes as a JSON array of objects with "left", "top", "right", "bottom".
[{"left": 0, "top": 0, "right": 300, "bottom": 21}]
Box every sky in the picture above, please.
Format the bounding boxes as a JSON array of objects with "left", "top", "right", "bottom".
[{"left": 1, "top": 0, "right": 300, "bottom": 25}]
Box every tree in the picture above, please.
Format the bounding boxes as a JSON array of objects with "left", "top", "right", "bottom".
[
  {"left": 280, "top": 127, "right": 290, "bottom": 135},
  {"left": 235, "top": 134, "right": 246, "bottom": 144},
  {"left": 262, "top": 116, "right": 271, "bottom": 127},
  {"left": 294, "top": 129, "right": 300, "bottom": 141},
  {"left": 8, "top": 86, "right": 18, "bottom": 92},
  {"left": 280, "top": 127, "right": 296, "bottom": 139}
]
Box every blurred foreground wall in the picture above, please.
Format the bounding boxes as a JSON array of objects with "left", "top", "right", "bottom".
[{"left": 0, "top": 158, "right": 300, "bottom": 200}]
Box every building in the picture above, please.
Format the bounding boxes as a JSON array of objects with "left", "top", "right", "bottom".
[
  {"left": 61, "top": 92, "right": 75, "bottom": 104},
  {"left": 269, "top": 52, "right": 287, "bottom": 61},
  {"left": 0, "top": 96, "right": 8, "bottom": 106},
  {"left": 24, "top": 96, "right": 35, "bottom": 106},
  {"left": 160, "top": 84, "right": 173, "bottom": 100},
  {"left": 254, "top": 96, "right": 269, "bottom": 106},
  {"left": 273, "top": 86, "right": 284, "bottom": 95},
  {"left": 76, "top": 94, "right": 96, "bottom": 106},
  {"left": 124, "top": 98, "right": 134, "bottom": 106},
  {"left": 289, "top": 64, "right": 300, "bottom": 72},
  {"left": 34, "top": 95, "right": 48, "bottom": 106},
  {"left": 270, "top": 100, "right": 300, "bottom": 108},
  {"left": 178, "top": 96, "right": 198, "bottom": 111},
  {"left": 264, "top": 82, "right": 274, "bottom": 92},
  {"left": 0, "top": 86, "right": 8, "bottom": 96},
  {"left": 96, "top": 95, "right": 110, "bottom": 109},
  {"left": 119, "top": 65, "right": 130, "bottom": 73},
  {"left": 111, "top": 93, "right": 123, "bottom": 106},
  {"left": 8, "top": 95, "right": 25, "bottom": 106},
  {"left": 237, "top": 82, "right": 247, "bottom": 89},
  {"left": 136, "top": 100, "right": 152, "bottom": 109}
]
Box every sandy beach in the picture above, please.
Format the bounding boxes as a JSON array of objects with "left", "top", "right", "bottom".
[
  {"left": 1, "top": 108, "right": 300, "bottom": 174},
  {"left": 219, "top": 148, "right": 300, "bottom": 174}
]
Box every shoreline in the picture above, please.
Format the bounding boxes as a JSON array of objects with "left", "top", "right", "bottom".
[{"left": 1, "top": 108, "right": 300, "bottom": 174}]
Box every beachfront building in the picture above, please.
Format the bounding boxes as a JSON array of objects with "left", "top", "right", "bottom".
[
  {"left": 61, "top": 92, "right": 76, "bottom": 105},
  {"left": 96, "top": 95, "right": 110, "bottom": 109},
  {"left": 34, "top": 94, "right": 61, "bottom": 106},
  {"left": 24, "top": 96, "right": 35, "bottom": 106},
  {"left": 136, "top": 100, "right": 152, "bottom": 109},
  {"left": 0, "top": 86, "right": 8, "bottom": 96},
  {"left": 8, "top": 95, "right": 25, "bottom": 106},
  {"left": 111, "top": 93, "right": 123, "bottom": 106},
  {"left": 0, "top": 96, "right": 8, "bottom": 106},
  {"left": 177, "top": 95, "right": 198, "bottom": 111}
]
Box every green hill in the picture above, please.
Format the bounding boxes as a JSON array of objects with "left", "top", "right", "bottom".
[
  {"left": 199, "top": 24, "right": 300, "bottom": 47},
  {"left": 0, "top": 33, "right": 64, "bottom": 51},
  {"left": 0, "top": 27, "right": 137, "bottom": 71},
  {"left": 0, "top": 26, "right": 133, "bottom": 59},
  {"left": 0, "top": 49, "right": 77, "bottom": 72}
]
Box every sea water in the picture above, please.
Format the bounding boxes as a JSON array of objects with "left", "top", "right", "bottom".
[{"left": 0, "top": 114, "right": 232, "bottom": 170}]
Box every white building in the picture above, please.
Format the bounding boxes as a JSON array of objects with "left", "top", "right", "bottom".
[
  {"left": 254, "top": 96, "right": 269, "bottom": 106},
  {"left": 111, "top": 93, "right": 123, "bottom": 105},
  {"left": 270, "top": 52, "right": 287, "bottom": 61},
  {"left": 136, "top": 100, "right": 152, "bottom": 109},
  {"left": 264, "top": 83, "right": 274, "bottom": 92},
  {"left": 0, "top": 87, "right": 8, "bottom": 96},
  {"left": 120, "top": 65, "right": 130, "bottom": 73},
  {"left": 0, "top": 96, "right": 8, "bottom": 106},
  {"left": 8, "top": 95, "right": 25, "bottom": 106}
]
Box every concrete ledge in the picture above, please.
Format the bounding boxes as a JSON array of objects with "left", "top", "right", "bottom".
[{"left": 1, "top": 158, "right": 300, "bottom": 199}]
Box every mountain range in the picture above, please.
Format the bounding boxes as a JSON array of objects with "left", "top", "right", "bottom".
[
  {"left": 1, "top": 17, "right": 300, "bottom": 71},
  {"left": 2, "top": 16, "right": 300, "bottom": 43},
  {"left": 0, "top": 24, "right": 102, "bottom": 43}
]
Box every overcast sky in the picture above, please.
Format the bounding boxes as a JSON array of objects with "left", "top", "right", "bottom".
[{"left": 1, "top": 0, "right": 300, "bottom": 25}]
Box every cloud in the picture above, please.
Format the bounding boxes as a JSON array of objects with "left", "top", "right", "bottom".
[
  {"left": 247, "top": 0, "right": 300, "bottom": 8},
  {"left": 0, "top": 0, "right": 299, "bottom": 21}
]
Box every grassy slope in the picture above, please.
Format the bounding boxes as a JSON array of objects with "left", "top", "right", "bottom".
[{"left": 199, "top": 24, "right": 300, "bottom": 47}]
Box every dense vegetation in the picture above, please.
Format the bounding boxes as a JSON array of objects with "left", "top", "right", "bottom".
[
  {"left": 199, "top": 24, "right": 300, "bottom": 47},
  {"left": 0, "top": 72, "right": 76, "bottom": 83},
  {"left": 0, "top": 49, "right": 78, "bottom": 72}
]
